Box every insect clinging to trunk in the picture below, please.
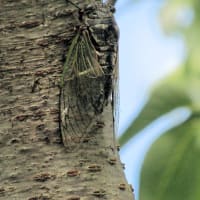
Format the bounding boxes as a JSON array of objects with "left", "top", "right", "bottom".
[{"left": 60, "top": 0, "right": 119, "bottom": 148}]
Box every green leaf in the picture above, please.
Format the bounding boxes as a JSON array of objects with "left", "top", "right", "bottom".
[
  {"left": 119, "top": 69, "right": 192, "bottom": 146},
  {"left": 140, "top": 114, "right": 200, "bottom": 200},
  {"left": 159, "top": 0, "right": 194, "bottom": 34}
]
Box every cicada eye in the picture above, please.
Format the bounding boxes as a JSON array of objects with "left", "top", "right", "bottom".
[{"left": 110, "top": 6, "right": 116, "bottom": 13}]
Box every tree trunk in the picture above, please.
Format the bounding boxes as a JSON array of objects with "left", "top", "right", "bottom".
[{"left": 0, "top": 0, "right": 134, "bottom": 199}]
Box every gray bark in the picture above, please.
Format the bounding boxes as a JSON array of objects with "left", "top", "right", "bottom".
[{"left": 0, "top": 0, "right": 134, "bottom": 199}]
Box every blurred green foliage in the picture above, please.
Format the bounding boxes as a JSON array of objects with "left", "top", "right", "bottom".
[{"left": 119, "top": 0, "right": 200, "bottom": 199}]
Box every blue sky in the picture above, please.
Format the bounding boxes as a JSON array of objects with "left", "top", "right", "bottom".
[
  {"left": 114, "top": 0, "right": 186, "bottom": 199},
  {"left": 115, "top": 0, "right": 185, "bottom": 134}
]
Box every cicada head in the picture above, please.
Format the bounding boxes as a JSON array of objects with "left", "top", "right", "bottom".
[{"left": 82, "top": 2, "right": 119, "bottom": 48}]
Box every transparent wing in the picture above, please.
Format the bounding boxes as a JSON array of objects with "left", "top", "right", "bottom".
[
  {"left": 113, "top": 49, "right": 119, "bottom": 137},
  {"left": 60, "top": 31, "right": 106, "bottom": 148}
]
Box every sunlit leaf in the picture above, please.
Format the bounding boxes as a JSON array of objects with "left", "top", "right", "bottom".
[
  {"left": 119, "top": 68, "right": 192, "bottom": 146},
  {"left": 160, "top": 1, "right": 194, "bottom": 34},
  {"left": 140, "top": 114, "right": 200, "bottom": 200}
]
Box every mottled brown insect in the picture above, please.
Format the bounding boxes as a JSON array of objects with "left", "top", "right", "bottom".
[{"left": 60, "top": 0, "right": 119, "bottom": 148}]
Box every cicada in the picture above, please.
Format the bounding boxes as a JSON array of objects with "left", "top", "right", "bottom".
[{"left": 60, "top": 0, "right": 119, "bottom": 148}]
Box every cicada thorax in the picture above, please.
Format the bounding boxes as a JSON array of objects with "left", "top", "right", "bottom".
[{"left": 60, "top": 1, "right": 119, "bottom": 148}]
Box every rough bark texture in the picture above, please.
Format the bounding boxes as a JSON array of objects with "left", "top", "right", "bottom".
[{"left": 0, "top": 0, "right": 134, "bottom": 199}]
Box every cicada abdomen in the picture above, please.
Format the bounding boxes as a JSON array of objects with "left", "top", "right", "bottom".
[{"left": 60, "top": 0, "right": 119, "bottom": 148}]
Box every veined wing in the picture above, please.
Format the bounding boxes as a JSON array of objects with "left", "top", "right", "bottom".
[{"left": 60, "top": 30, "right": 106, "bottom": 148}]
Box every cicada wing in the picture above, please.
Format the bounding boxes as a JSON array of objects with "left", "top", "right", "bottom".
[
  {"left": 60, "top": 78, "right": 92, "bottom": 148},
  {"left": 112, "top": 48, "right": 119, "bottom": 137},
  {"left": 60, "top": 31, "right": 106, "bottom": 148}
]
